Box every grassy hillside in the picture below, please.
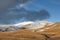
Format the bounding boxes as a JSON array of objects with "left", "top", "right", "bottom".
[{"left": 0, "top": 22, "right": 60, "bottom": 40}]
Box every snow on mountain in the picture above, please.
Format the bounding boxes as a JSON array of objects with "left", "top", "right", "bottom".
[
  {"left": 15, "top": 21, "right": 54, "bottom": 29},
  {"left": 0, "top": 21, "right": 54, "bottom": 32}
]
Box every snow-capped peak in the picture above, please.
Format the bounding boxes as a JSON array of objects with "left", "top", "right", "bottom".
[
  {"left": 14, "top": 21, "right": 54, "bottom": 29},
  {"left": 15, "top": 21, "right": 34, "bottom": 26}
]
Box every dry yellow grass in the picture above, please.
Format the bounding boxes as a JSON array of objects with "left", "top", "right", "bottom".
[
  {"left": 35, "top": 22, "right": 60, "bottom": 32},
  {"left": 0, "top": 30, "right": 45, "bottom": 40},
  {"left": 0, "top": 22, "right": 60, "bottom": 40},
  {"left": 34, "top": 22, "right": 60, "bottom": 40}
]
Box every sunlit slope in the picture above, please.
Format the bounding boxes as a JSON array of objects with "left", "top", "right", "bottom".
[
  {"left": 0, "top": 30, "right": 45, "bottom": 40},
  {"left": 35, "top": 22, "right": 60, "bottom": 34},
  {"left": 34, "top": 22, "right": 60, "bottom": 40}
]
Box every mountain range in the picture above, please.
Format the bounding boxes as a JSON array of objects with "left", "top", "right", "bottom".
[{"left": 0, "top": 21, "right": 60, "bottom": 40}]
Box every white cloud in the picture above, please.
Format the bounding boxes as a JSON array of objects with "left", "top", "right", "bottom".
[{"left": 19, "top": 4, "right": 27, "bottom": 7}]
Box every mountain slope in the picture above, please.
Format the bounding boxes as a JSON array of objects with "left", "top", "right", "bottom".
[
  {"left": 0, "top": 21, "right": 60, "bottom": 40},
  {"left": 34, "top": 22, "right": 60, "bottom": 40},
  {"left": 0, "top": 30, "right": 45, "bottom": 40}
]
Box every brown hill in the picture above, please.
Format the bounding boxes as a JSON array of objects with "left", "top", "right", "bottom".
[
  {"left": 0, "top": 22, "right": 60, "bottom": 40},
  {"left": 34, "top": 22, "right": 60, "bottom": 40},
  {"left": 0, "top": 30, "right": 45, "bottom": 40},
  {"left": 35, "top": 22, "right": 60, "bottom": 34}
]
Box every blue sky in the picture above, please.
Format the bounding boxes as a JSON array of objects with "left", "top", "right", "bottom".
[
  {"left": 38, "top": 0, "right": 60, "bottom": 22},
  {"left": 37, "top": 0, "right": 60, "bottom": 22},
  {"left": 0, "top": 0, "right": 60, "bottom": 24},
  {"left": 23, "top": 0, "right": 60, "bottom": 22}
]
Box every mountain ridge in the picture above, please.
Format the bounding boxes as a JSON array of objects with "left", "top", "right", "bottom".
[{"left": 0, "top": 21, "right": 60, "bottom": 40}]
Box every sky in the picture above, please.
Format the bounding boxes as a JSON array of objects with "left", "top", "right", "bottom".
[
  {"left": 37, "top": 0, "right": 60, "bottom": 22},
  {"left": 0, "top": 0, "right": 60, "bottom": 24},
  {"left": 35, "top": 0, "right": 60, "bottom": 22},
  {"left": 23, "top": 0, "right": 60, "bottom": 22}
]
